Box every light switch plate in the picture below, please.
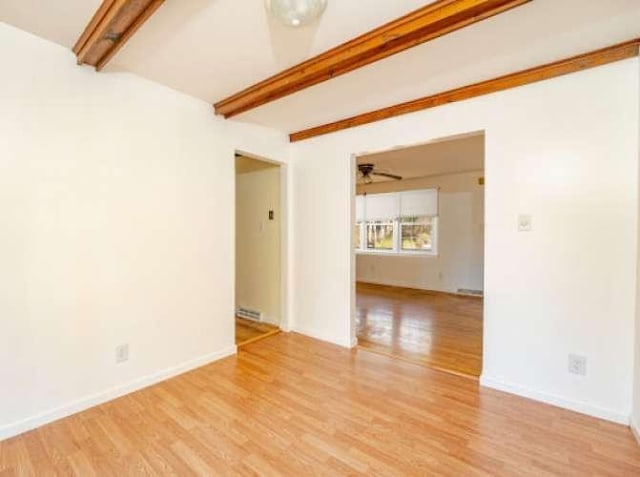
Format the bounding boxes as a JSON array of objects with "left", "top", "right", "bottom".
[
  {"left": 116, "top": 344, "right": 129, "bottom": 364},
  {"left": 568, "top": 354, "right": 586, "bottom": 376},
  {"left": 518, "top": 214, "right": 532, "bottom": 232}
]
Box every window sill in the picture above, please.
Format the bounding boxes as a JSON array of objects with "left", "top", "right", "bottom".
[{"left": 356, "top": 250, "right": 438, "bottom": 258}]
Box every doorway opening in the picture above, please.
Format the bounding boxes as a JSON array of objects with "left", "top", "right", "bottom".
[
  {"left": 235, "top": 153, "right": 284, "bottom": 347},
  {"left": 352, "top": 131, "right": 485, "bottom": 378}
]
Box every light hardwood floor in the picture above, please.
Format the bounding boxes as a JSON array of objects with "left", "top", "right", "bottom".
[
  {"left": 357, "top": 282, "right": 483, "bottom": 377},
  {"left": 236, "top": 318, "right": 279, "bottom": 347},
  {"left": 1, "top": 332, "right": 639, "bottom": 476}
]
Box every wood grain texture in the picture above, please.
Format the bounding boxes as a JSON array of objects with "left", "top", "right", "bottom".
[
  {"left": 290, "top": 37, "right": 640, "bottom": 142},
  {"left": 1, "top": 332, "right": 639, "bottom": 475},
  {"left": 357, "top": 282, "right": 483, "bottom": 377},
  {"left": 73, "top": 0, "right": 164, "bottom": 71},
  {"left": 214, "top": 0, "right": 532, "bottom": 118},
  {"left": 236, "top": 318, "right": 280, "bottom": 347}
]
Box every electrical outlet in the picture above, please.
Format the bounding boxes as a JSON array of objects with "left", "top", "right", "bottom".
[
  {"left": 568, "top": 354, "right": 586, "bottom": 376},
  {"left": 116, "top": 344, "right": 129, "bottom": 364},
  {"left": 518, "top": 214, "right": 532, "bottom": 232}
]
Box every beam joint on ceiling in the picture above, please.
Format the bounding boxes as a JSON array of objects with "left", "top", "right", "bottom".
[
  {"left": 213, "top": 0, "right": 533, "bottom": 118},
  {"left": 289, "top": 38, "right": 640, "bottom": 142},
  {"left": 73, "top": 0, "right": 165, "bottom": 71}
]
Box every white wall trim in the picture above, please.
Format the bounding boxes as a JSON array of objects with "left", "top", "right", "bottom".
[
  {"left": 0, "top": 345, "right": 237, "bottom": 442},
  {"left": 357, "top": 278, "right": 454, "bottom": 294},
  {"left": 480, "top": 375, "right": 629, "bottom": 425},
  {"left": 293, "top": 326, "right": 356, "bottom": 349},
  {"left": 631, "top": 415, "right": 640, "bottom": 446},
  {"left": 260, "top": 314, "right": 281, "bottom": 327},
  {"left": 356, "top": 251, "right": 439, "bottom": 258},
  {"left": 357, "top": 279, "right": 482, "bottom": 296}
]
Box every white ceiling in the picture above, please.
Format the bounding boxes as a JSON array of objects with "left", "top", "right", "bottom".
[
  {"left": 0, "top": 0, "right": 429, "bottom": 97},
  {"left": 242, "top": 0, "right": 640, "bottom": 131},
  {"left": 2, "top": 0, "right": 640, "bottom": 134},
  {"left": 357, "top": 132, "right": 484, "bottom": 184},
  {"left": 0, "top": 0, "right": 99, "bottom": 48}
]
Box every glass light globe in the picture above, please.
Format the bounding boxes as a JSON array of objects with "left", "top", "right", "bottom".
[{"left": 265, "top": 0, "right": 328, "bottom": 27}]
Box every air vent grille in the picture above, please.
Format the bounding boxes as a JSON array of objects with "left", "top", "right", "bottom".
[{"left": 237, "top": 307, "right": 262, "bottom": 321}]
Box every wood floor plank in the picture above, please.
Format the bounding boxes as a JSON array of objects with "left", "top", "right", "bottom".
[
  {"left": 357, "top": 282, "right": 483, "bottom": 376},
  {"left": 1, "top": 332, "right": 639, "bottom": 475},
  {"left": 236, "top": 317, "right": 280, "bottom": 347}
]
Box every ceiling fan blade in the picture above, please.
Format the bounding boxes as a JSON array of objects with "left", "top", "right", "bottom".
[{"left": 372, "top": 172, "right": 403, "bottom": 180}]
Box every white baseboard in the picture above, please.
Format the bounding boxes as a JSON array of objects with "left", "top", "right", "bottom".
[
  {"left": 357, "top": 278, "right": 452, "bottom": 294},
  {"left": 292, "top": 326, "right": 356, "bottom": 349},
  {"left": 261, "top": 315, "right": 280, "bottom": 327},
  {"left": 631, "top": 415, "right": 640, "bottom": 446},
  {"left": 480, "top": 375, "right": 629, "bottom": 425},
  {"left": 0, "top": 345, "right": 237, "bottom": 442}
]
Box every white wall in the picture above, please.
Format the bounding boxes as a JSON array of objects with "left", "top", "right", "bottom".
[
  {"left": 236, "top": 166, "right": 281, "bottom": 324},
  {"left": 0, "top": 23, "right": 289, "bottom": 440},
  {"left": 356, "top": 171, "right": 484, "bottom": 293},
  {"left": 291, "top": 58, "right": 639, "bottom": 424},
  {"left": 633, "top": 58, "right": 640, "bottom": 439}
]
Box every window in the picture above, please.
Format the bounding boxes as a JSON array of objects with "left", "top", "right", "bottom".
[
  {"left": 366, "top": 221, "right": 394, "bottom": 250},
  {"left": 354, "top": 189, "right": 438, "bottom": 255},
  {"left": 401, "top": 216, "right": 433, "bottom": 251}
]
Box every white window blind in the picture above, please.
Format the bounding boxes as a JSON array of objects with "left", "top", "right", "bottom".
[
  {"left": 355, "top": 195, "right": 365, "bottom": 222},
  {"left": 399, "top": 188, "right": 438, "bottom": 217},
  {"left": 363, "top": 193, "right": 398, "bottom": 221}
]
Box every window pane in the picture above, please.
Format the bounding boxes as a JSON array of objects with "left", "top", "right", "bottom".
[
  {"left": 366, "top": 221, "right": 394, "bottom": 250},
  {"left": 354, "top": 223, "right": 362, "bottom": 249},
  {"left": 401, "top": 216, "right": 433, "bottom": 251}
]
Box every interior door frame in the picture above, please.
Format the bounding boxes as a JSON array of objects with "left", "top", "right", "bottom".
[
  {"left": 348, "top": 130, "right": 486, "bottom": 373},
  {"left": 234, "top": 149, "right": 290, "bottom": 332}
]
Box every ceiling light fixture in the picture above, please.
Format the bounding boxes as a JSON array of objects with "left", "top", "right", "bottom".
[{"left": 265, "top": 0, "right": 328, "bottom": 27}]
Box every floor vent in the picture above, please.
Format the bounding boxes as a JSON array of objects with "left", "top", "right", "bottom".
[
  {"left": 237, "top": 307, "right": 263, "bottom": 321},
  {"left": 457, "top": 289, "right": 484, "bottom": 297}
]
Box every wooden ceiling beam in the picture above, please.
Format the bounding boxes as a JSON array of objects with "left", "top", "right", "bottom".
[
  {"left": 214, "top": 0, "right": 532, "bottom": 118},
  {"left": 289, "top": 38, "right": 640, "bottom": 142},
  {"left": 73, "top": 0, "right": 164, "bottom": 71}
]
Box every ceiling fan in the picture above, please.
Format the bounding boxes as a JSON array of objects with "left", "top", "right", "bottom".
[{"left": 357, "top": 163, "right": 403, "bottom": 184}]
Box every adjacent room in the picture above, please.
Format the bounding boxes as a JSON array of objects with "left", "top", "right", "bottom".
[
  {"left": 354, "top": 132, "right": 485, "bottom": 377},
  {"left": 235, "top": 154, "right": 282, "bottom": 347},
  {"left": 2, "top": 0, "right": 640, "bottom": 475}
]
